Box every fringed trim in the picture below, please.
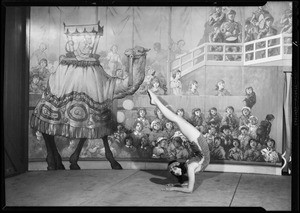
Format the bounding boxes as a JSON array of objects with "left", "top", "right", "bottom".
[
  {"left": 60, "top": 58, "right": 101, "bottom": 67},
  {"left": 30, "top": 114, "right": 117, "bottom": 139},
  {"left": 43, "top": 89, "right": 113, "bottom": 111}
]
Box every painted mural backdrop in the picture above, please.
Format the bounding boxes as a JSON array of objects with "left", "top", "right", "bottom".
[{"left": 29, "top": 2, "right": 292, "bottom": 165}]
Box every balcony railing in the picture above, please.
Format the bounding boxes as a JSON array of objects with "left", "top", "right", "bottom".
[
  {"left": 171, "top": 33, "right": 292, "bottom": 77},
  {"left": 244, "top": 33, "right": 292, "bottom": 65}
]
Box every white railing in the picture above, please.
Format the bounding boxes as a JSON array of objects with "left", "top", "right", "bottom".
[
  {"left": 171, "top": 44, "right": 206, "bottom": 76},
  {"left": 243, "top": 33, "right": 292, "bottom": 65},
  {"left": 171, "top": 33, "right": 292, "bottom": 76}
]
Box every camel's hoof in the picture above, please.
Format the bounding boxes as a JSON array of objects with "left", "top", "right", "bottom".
[
  {"left": 111, "top": 162, "right": 123, "bottom": 170},
  {"left": 47, "top": 166, "right": 56, "bottom": 170},
  {"left": 57, "top": 164, "right": 66, "bottom": 170},
  {"left": 70, "top": 163, "right": 81, "bottom": 170}
]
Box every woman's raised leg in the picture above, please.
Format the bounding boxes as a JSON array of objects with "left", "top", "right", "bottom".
[{"left": 148, "top": 89, "right": 200, "bottom": 143}]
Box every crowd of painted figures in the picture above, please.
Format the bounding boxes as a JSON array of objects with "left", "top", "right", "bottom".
[
  {"left": 30, "top": 102, "right": 280, "bottom": 164},
  {"left": 208, "top": 5, "right": 292, "bottom": 44},
  {"left": 78, "top": 104, "right": 280, "bottom": 163}
]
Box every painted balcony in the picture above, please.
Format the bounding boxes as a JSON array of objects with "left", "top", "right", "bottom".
[{"left": 171, "top": 33, "right": 292, "bottom": 77}]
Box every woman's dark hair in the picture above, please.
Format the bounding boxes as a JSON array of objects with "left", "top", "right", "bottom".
[
  {"left": 266, "top": 114, "right": 275, "bottom": 121},
  {"left": 168, "top": 160, "right": 187, "bottom": 184}
]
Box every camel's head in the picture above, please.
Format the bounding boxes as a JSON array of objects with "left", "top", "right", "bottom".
[{"left": 125, "top": 46, "right": 150, "bottom": 58}]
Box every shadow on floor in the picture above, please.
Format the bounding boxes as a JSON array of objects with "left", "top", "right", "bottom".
[{"left": 142, "top": 169, "right": 222, "bottom": 191}]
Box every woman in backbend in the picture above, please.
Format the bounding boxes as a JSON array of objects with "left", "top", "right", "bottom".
[{"left": 147, "top": 89, "right": 210, "bottom": 193}]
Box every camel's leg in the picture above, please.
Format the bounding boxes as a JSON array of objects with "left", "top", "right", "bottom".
[
  {"left": 69, "top": 138, "right": 86, "bottom": 170},
  {"left": 42, "top": 133, "right": 56, "bottom": 170},
  {"left": 103, "top": 135, "right": 122, "bottom": 169},
  {"left": 48, "top": 137, "right": 65, "bottom": 170}
]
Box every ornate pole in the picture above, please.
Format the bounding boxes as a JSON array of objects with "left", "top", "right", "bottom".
[{"left": 166, "top": 7, "right": 172, "bottom": 94}]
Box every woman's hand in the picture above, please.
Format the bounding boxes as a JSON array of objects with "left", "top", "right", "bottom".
[{"left": 161, "top": 185, "right": 173, "bottom": 191}]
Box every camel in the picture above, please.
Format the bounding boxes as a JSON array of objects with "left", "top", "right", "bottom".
[{"left": 30, "top": 46, "right": 150, "bottom": 170}]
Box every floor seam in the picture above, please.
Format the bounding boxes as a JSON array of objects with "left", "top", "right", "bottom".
[
  {"left": 229, "top": 173, "right": 242, "bottom": 207},
  {"left": 78, "top": 170, "right": 141, "bottom": 206}
]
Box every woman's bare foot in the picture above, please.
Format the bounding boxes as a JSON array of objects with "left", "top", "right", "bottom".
[{"left": 147, "top": 89, "right": 159, "bottom": 105}]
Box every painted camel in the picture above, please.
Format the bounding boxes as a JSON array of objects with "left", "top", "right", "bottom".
[{"left": 30, "top": 46, "right": 150, "bottom": 170}]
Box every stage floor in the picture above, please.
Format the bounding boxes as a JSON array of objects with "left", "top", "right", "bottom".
[{"left": 4, "top": 169, "right": 291, "bottom": 210}]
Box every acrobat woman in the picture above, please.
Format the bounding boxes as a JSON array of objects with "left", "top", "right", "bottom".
[{"left": 147, "top": 89, "right": 210, "bottom": 193}]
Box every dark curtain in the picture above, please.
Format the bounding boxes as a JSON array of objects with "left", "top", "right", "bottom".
[
  {"left": 3, "top": 6, "right": 30, "bottom": 177},
  {"left": 281, "top": 72, "right": 292, "bottom": 174}
]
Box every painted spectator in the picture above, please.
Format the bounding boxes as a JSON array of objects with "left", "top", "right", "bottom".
[
  {"left": 215, "top": 80, "right": 231, "bottom": 96},
  {"left": 243, "top": 139, "right": 262, "bottom": 162},
  {"left": 256, "top": 114, "right": 275, "bottom": 146},
  {"left": 228, "top": 138, "right": 243, "bottom": 161},
  {"left": 210, "top": 136, "right": 226, "bottom": 160},
  {"left": 238, "top": 126, "right": 251, "bottom": 152},
  {"left": 243, "top": 86, "right": 256, "bottom": 109},
  {"left": 220, "top": 9, "right": 242, "bottom": 43},
  {"left": 186, "top": 80, "right": 200, "bottom": 96},
  {"left": 261, "top": 138, "right": 280, "bottom": 163}
]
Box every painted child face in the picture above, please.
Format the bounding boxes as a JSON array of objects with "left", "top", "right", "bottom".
[
  {"left": 177, "top": 110, "right": 184, "bottom": 117},
  {"left": 209, "top": 127, "right": 216, "bottom": 134},
  {"left": 166, "top": 122, "right": 173, "bottom": 130},
  {"left": 241, "top": 129, "right": 247, "bottom": 135},
  {"left": 112, "top": 45, "right": 118, "bottom": 52},
  {"left": 250, "top": 118, "right": 257, "bottom": 125},
  {"left": 135, "top": 122, "right": 143, "bottom": 131},
  {"left": 173, "top": 139, "right": 180, "bottom": 148},
  {"left": 40, "top": 60, "right": 47, "bottom": 68},
  {"left": 139, "top": 110, "right": 146, "bottom": 117},
  {"left": 246, "top": 88, "right": 253, "bottom": 94},
  {"left": 191, "top": 83, "right": 198, "bottom": 90},
  {"left": 218, "top": 81, "right": 225, "bottom": 90},
  {"left": 226, "top": 108, "right": 233, "bottom": 114},
  {"left": 214, "top": 139, "right": 221, "bottom": 147},
  {"left": 176, "top": 71, "right": 181, "bottom": 79},
  {"left": 116, "top": 70, "right": 123, "bottom": 78},
  {"left": 224, "top": 129, "right": 231, "bottom": 135},
  {"left": 265, "top": 19, "right": 272, "bottom": 27},
  {"left": 195, "top": 110, "right": 201, "bottom": 117},
  {"left": 32, "top": 76, "right": 40, "bottom": 84},
  {"left": 160, "top": 140, "right": 167, "bottom": 148},
  {"left": 243, "top": 109, "right": 250, "bottom": 116},
  {"left": 267, "top": 140, "right": 274, "bottom": 148},
  {"left": 250, "top": 140, "right": 257, "bottom": 148},
  {"left": 117, "top": 125, "right": 122, "bottom": 131},
  {"left": 153, "top": 81, "right": 160, "bottom": 88},
  {"left": 233, "top": 140, "right": 239, "bottom": 147},
  {"left": 126, "top": 138, "right": 132, "bottom": 146},
  {"left": 157, "top": 109, "right": 163, "bottom": 118},
  {"left": 178, "top": 41, "right": 185, "bottom": 48},
  {"left": 211, "top": 109, "right": 217, "bottom": 115},
  {"left": 153, "top": 122, "right": 161, "bottom": 130},
  {"left": 228, "top": 13, "right": 235, "bottom": 21}
]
